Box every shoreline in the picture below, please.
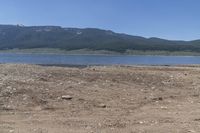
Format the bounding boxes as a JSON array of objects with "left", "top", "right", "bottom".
[
  {"left": 1, "top": 64, "right": 200, "bottom": 132},
  {"left": 1, "top": 63, "right": 199, "bottom": 68},
  {"left": 0, "top": 52, "right": 200, "bottom": 57},
  {"left": 1, "top": 48, "right": 200, "bottom": 56}
]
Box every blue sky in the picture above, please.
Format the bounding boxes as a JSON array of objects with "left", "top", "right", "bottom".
[{"left": 0, "top": 0, "right": 200, "bottom": 40}]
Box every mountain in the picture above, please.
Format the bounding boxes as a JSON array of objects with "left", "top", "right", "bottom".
[{"left": 0, "top": 24, "right": 200, "bottom": 53}]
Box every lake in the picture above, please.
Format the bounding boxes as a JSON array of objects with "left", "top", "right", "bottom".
[{"left": 0, "top": 53, "right": 200, "bottom": 65}]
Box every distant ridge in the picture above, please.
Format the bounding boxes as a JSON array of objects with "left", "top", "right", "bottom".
[{"left": 0, "top": 24, "right": 200, "bottom": 53}]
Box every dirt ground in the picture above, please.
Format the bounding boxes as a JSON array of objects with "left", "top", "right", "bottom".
[{"left": 1, "top": 64, "right": 200, "bottom": 133}]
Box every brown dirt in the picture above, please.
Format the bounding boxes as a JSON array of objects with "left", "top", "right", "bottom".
[{"left": 1, "top": 64, "right": 200, "bottom": 133}]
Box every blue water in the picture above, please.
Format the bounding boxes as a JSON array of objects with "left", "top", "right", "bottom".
[{"left": 0, "top": 53, "right": 200, "bottom": 65}]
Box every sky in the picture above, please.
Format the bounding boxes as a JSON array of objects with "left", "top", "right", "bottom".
[{"left": 0, "top": 0, "right": 200, "bottom": 41}]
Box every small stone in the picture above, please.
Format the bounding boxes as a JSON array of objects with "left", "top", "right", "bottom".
[
  {"left": 97, "top": 103, "right": 106, "bottom": 108},
  {"left": 158, "top": 97, "right": 163, "bottom": 100},
  {"left": 152, "top": 97, "right": 163, "bottom": 101},
  {"left": 160, "top": 106, "right": 168, "bottom": 109},
  {"left": 139, "top": 121, "right": 144, "bottom": 124},
  {"left": 194, "top": 118, "right": 200, "bottom": 121},
  {"left": 151, "top": 86, "right": 155, "bottom": 89},
  {"left": 57, "top": 97, "right": 61, "bottom": 100},
  {"left": 188, "top": 130, "right": 195, "bottom": 133},
  {"left": 58, "top": 82, "right": 63, "bottom": 85},
  {"left": 6, "top": 86, "right": 12, "bottom": 89},
  {"left": 9, "top": 130, "right": 14, "bottom": 133},
  {"left": 61, "top": 95, "right": 73, "bottom": 100}
]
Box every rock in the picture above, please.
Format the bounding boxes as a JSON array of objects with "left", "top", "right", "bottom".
[
  {"left": 58, "top": 82, "right": 64, "bottom": 85},
  {"left": 160, "top": 106, "right": 168, "bottom": 109},
  {"left": 184, "top": 73, "right": 188, "bottom": 76},
  {"left": 97, "top": 103, "right": 106, "bottom": 108},
  {"left": 61, "top": 95, "right": 73, "bottom": 100},
  {"left": 152, "top": 97, "right": 163, "bottom": 101},
  {"left": 6, "top": 86, "right": 12, "bottom": 89},
  {"left": 151, "top": 86, "right": 155, "bottom": 89},
  {"left": 9, "top": 130, "right": 14, "bottom": 133},
  {"left": 158, "top": 97, "right": 163, "bottom": 100},
  {"left": 40, "top": 99, "right": 48, "bottom": 104},
  {"left": 194, "top": 118, "right": 200, "bottom": 121},
  {"left": 188, "top": 130, "right": 196, "bottom": 133},
  {"left": 139, "top": 121, "right": 144, "bottom": 124}
]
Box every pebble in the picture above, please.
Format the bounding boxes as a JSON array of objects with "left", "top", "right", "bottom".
[
  {"left": 97, "top": 103, "right": 106, "bottom": 108},
  {"left": 61, "top": 95, "right": 73, "bottom": 100},
  {"left": 151, "top": 86, "right": 155, "bottom": 89},
  {"left": 188, "top": 130, "right": 196, "bottom": 133},
  {"left": 152, "top": 97, "right": 163, "bottom": 101},
  {"left": 160, "top": 106, "right": 168, "bottom": 109},
  {"left": 9, "top": 130, "right": 14, "bottom": 133},
  {"left": 139, "top": 121, "right": 144, "bottom": 124}
]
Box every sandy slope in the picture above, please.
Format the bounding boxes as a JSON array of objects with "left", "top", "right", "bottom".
[{"left": 1, "top": 64, "right": 200, "bottom": 133}]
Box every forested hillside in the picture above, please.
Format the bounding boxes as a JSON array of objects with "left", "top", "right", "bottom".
[{"left": 0, "top": 24, "right": 200, "bottom": 53}]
